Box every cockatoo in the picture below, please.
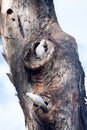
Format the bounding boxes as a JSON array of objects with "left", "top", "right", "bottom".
[
  {"left": 84, "top": 97, "right": 87, "bottom": 104},
  {"left": 26, "top": 92, "right": 48, "bottom": 113},
  {"left": 36, "top": 39, "right": 46, "bottom": 59}
]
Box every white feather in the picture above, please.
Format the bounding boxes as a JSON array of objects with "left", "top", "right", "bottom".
[
  {"left": 26, "top": 92, "right": 47, "bottom": 108},
  {"left": 36, "top": 39, "right": 46, "bottom": 59},
  {"left": 84, "top": 97, "right": 87, "bottom": 104}
]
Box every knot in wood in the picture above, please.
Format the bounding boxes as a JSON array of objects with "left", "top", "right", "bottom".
[{"left": 7, "top": 8, "right": 13, "bottom": 15}]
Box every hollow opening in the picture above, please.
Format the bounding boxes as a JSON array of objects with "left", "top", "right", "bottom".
[
  {"left": 12, "top": 18, "right": 15, "bottom": 21},
  {"left": 34, "top": 42, "right": 40, "bottom": 57},
  {"left": 44, "top": 45, "right": 48, "bottom": 52},
  {"left": 7, "top": 9, "right": 13, "bottom": 15},
  {"left": 25, "top": 67, "right": 42, "bottom": 83},
  {"left": 34, "top": 41, "right": 48, "bottom": 57},
  {"left": 34, "top": 42, "right": 40, "bottom": 50},
  {"left": 42, "top": 119, "right": 56, "bottom": 130}
]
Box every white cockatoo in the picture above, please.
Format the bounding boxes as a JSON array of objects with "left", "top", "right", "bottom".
[
  {"left": 26, "top": 92, "right": 48, "bottom": 113},
  {"left": 84, "top": 97, "right": 87, "bottom": 104},
  {"left": 36, "top": 39, "right": 46, "bottom": 59}
]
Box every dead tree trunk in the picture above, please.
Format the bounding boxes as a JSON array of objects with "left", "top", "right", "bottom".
[{"left": 0, "top": 0, "right": 87, "bottom": 130}]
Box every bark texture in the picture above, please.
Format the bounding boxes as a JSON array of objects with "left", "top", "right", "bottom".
[{"left": 0, "top": 0, "right": 87, "bottom": 130}]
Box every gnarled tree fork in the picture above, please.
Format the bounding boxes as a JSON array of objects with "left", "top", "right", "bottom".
[{"left": 0, "top": 0, "right": 87, "bottom": 130}]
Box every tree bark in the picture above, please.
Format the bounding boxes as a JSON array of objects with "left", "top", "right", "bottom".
[{"left": 0, "top": 0, "right": 87, "bottom": 130}]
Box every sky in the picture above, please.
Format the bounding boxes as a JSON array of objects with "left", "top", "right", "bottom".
[{"left": 0, "top": 0, "right": 87, "bottom": 130}]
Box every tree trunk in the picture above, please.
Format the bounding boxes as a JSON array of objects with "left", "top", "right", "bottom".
[{"left": 0, "top": 0, "right": 87, "bottom": 130}]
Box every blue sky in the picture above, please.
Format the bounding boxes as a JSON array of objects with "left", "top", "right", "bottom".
[{"left": 0, "top": 0, "right": 87, "bottom": 130}]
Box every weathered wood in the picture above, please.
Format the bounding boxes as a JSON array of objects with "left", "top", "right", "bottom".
[
  {"left": 0, "top": 0, "right": 86, "bottom": 130},
  {"left": 0, "top": 0, "right": 1, "bottom": 13}
]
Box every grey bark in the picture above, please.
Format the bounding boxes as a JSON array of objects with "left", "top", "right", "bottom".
[{"left": 0, "top": 0, "right": 87, "bottom": 130}]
